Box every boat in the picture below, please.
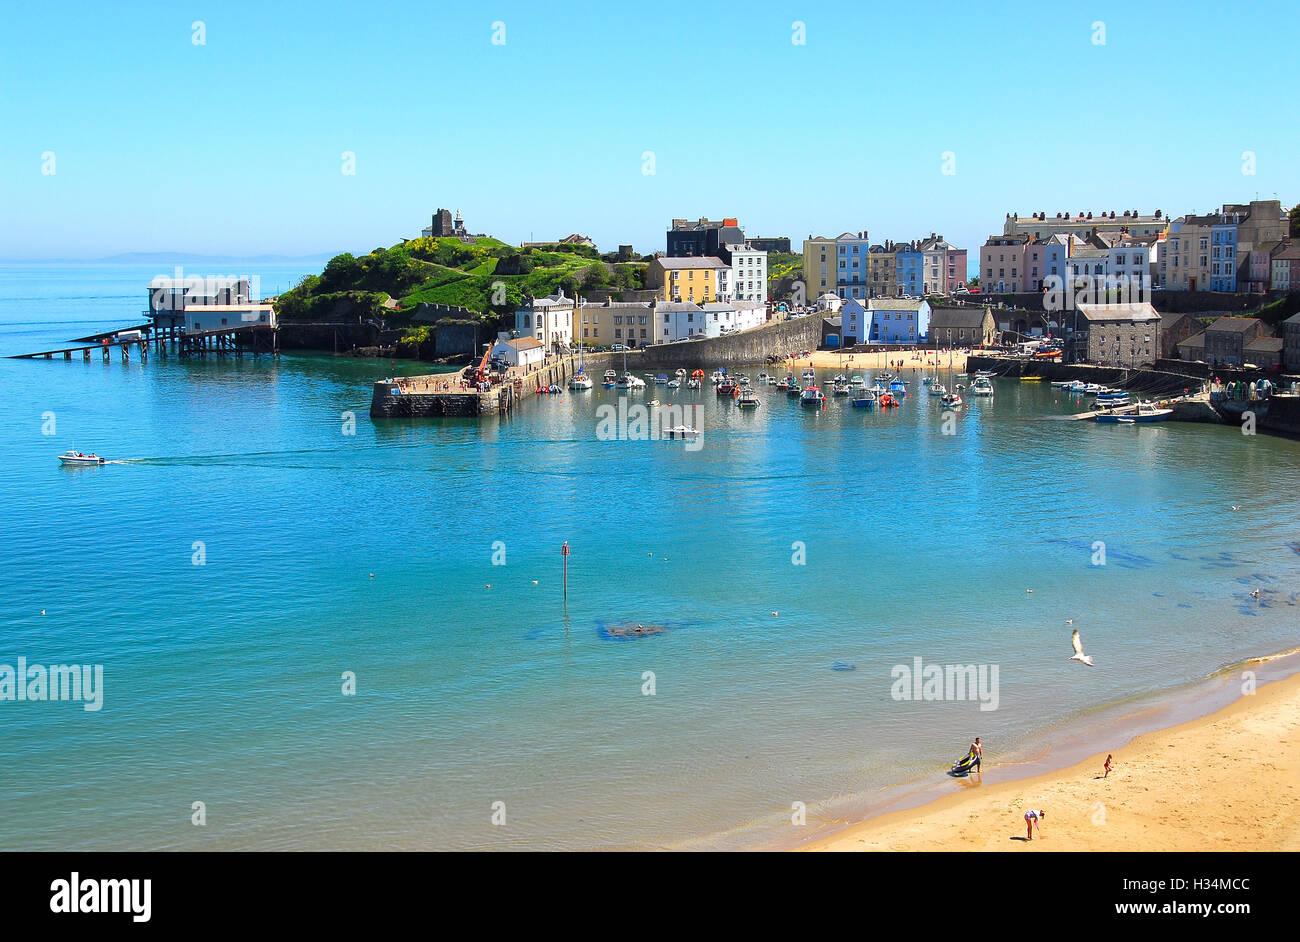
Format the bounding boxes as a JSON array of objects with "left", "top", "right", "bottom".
[
  {"left": 738, "top": 388, "right": 760, "bottom": 409},
  {"left": 878, "top": 392, "right": 899, "bottom": 408},
  {"left": 667, "top": 379, "right": 681, "bottom": 388},
  {"left": 832, "top": 373, "right": 847, "bottom": 384},
  {"left": 710, "top": 370, "right": 726, "bottom": 385},
  {"left": 801, "top": 368, "right": 816, "bottom": 382},
  {"left": 850, "top": 376, "right": 866, "bottom": 387},
  {"left": 970, "top": 376, "right": 994, "bottom": 396},
  {"left": 767, "top": 376, "right": 777, "bottom": 385},
  {"left": 675, "top": 368, "right": 687, "bottom": 377},
  {"left": 786, "top": 383, "right": 803, "bottom": 398},
  {"left": 738, "top": 375, "right": 750, "bottom": 385},
  {"left": 973, "top": 370, "right": 996, "bottom": 378},
  {"left": 1050, "top": 380, "right": 1074, "bottom": 388},
  {"left": 717, "top": 377, "right": 738, "bottom": 396},
  {"left": 655, "top": 373, "right": 669, "bottom": 385},
  {"left": 687, "top": 378, "right": 701, "bottom": 389},
  {"left": 1094, "top": 400, "right": 1173, "bottom": 423},
  {"left": 59, "top": 451, "right": 104, "bottom": 465},
  {"left": 1096, "top": 389, "right": 1129, "bottom": 401},
  {"left": 569, "top": 373, "right": 593, "bottom": 390},
  {"left": 776, "top": 376, "right": 791, "bottom": 390},
  {"left": 851, "top": 390, "right": 876, "bottom": 408},
  {"left": 941, "top": 391, "right": 963, "bottom": 408},
  {"left": 832, "top": 380, "right": 851, "bottom": 396},
  {"left": 664, "top": 426, "right": 700, "bottom": 439},
  {"left": 602, "top": 369, "right": 617, "bottom": 388},
  {"left": 800, "top": 386, "right": 826, "bottom": 407},
  {"left": 688, "top": 368, "right": 704, "bottom": 389},
  {"left": 929, "top": 382, "right": 946, "bottom": 396},
  {"left": 1020, "top": 376, "right": 1043, "bottom": 382},
  {"left": 757, "top": 371, "right": 768, "bottom": 381},
  {"left": 616, "top": 372, "right": 645, "bottom": 388},
  {"left": 889, "top": 378, "right": 907, "bottom": 395},
  {"left": 922, "top": 376, "right": 933, "bottom": 386}
]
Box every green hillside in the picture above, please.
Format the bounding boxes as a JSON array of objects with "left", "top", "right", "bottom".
[{"left": 275, "top": 237, "right": 646, "bottom": 329}]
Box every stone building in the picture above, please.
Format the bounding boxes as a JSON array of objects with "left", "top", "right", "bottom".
[
  {"left": 1077, "top": 302, "right": 1161, "bottom": 366},
  {"left": 927, "top": 305, "right": 997, "bottom": 348}
]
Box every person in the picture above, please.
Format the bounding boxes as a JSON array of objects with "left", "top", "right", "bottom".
[
  {"left": 971, "top": 737, "right": 983, "bottom": 771},
  {"left": 1103, "top": 754, "right": 1113, "bottom": 778},
  {"left": 1024, "top": 809, "right": 1045, "bottom": 840}
]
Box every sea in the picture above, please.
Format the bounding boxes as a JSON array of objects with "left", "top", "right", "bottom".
[{"left": 1, "top": 262, "right": 1298, "bottom": 850}]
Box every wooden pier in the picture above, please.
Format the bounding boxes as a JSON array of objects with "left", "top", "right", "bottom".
[{"left": 10, "top": 323, "right": 279, "bottom": 360}]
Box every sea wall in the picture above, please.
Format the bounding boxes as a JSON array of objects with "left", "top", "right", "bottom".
[
  {"left": 635, "top": 316, "right": 821, "bottom": 368},
  {"left": 966, "top": 355, "right": 1201, "bottom": 395}
]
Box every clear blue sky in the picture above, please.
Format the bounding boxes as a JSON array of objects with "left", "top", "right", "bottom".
[{"left": 2, "top": 0, "right": 1296, "bottom": 260}]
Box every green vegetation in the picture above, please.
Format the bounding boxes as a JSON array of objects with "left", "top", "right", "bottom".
[
  {"left": 1254, "top": 290, "right": 1300, "bottom": 328},
  {"left": 275, "top": 237, "right": 646, "bottom": 331}
]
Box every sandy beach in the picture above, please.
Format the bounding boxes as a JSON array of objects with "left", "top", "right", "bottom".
[
  {"left": 804, "top": 670, "right": 1300, "bottom": 852},
  {"left": 780, "top": 350, "right": 972, "bottom": 373}
]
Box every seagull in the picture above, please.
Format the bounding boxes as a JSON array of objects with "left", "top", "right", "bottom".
[
  {"left": 1066, "top": 619, "right": 1074, "bottom": 625},
  {"left": 1250, "top": 589, "right": 1261, "bottom": 599},
  {"left": 1026, "top": 589, "right": 1034, "bottom": 594},
  {"left": 1070, "top": 629, "right": 1095, "bottom": 666},
  {"left": 1230, "top": 505, "right": 1241, "bottom": 511}
]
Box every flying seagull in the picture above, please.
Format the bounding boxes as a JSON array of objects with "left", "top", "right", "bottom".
[{"left": 1070, "top": 629, "right": 1095, "bottom": 666}]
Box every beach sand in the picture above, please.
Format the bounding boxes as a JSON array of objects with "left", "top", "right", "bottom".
[
  {"left": 783, "top": 350, "right": 971, "bottom": 373},
  {"left": 803, "top": 671, "right": 1300, "bottom": 851}
]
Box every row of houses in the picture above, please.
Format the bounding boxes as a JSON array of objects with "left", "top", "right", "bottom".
[
  {"left": 994, "top": 201, "right": 1292, "bottom": 294},
  {"left": 802, "top": 232, "right": 968, "bottom": 300},
  {"left": 513, "top": 289, "right": 769, "bottom": 351},
  {"left": 829, "top": 298, "right": 998, "bottom": 348}
]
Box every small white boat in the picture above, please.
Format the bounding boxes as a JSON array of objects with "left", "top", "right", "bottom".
[
  {"left": 941, "top": 392, "right": 963, "bottom": 408},
  {"left": 850, "top": 376, "right": 865, "bottom": 387},
  {"left": 675, "top": 368, "right": 687, "bottom": 377},
  {"left": 687, "top": 378, "right": 701, "bottom": 389},
  {"left": 59, "top": 451, "right": 104, "bottom": 465},
  {"left": 569, "top": 373, "right": 593, "bottom": 390},
  {"left": 832, "top": 380, "right": 851, "bottom": 396},
  {"left": 929, "top": 383, "right": 946, "bottom": 396},
  {"left": 654, "top": 373, "right": 669, "bottom": 385},
  {"left": 970, "top": 377, "right": 994, "bottom": 396},
  {"left": 664, "top": 426, "right": 700, "bottom": 438},
  {"left": 616, "top": 373, "right": 645, "bottom": 389},
  {"left": 667, "top": 379, "right": 681, "bottom": 388},
  {"left": 710, "top": 370, "right": 726, "bottom": 385},
  {"left": 1094, "top": 400, "right": 1172, "bottom": 423}
]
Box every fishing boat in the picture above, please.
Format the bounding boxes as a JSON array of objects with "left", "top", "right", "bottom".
[
  {"left": 1094, "top": 400, "right": 1172, "bottom": 423},
  {"left": 59, "top": 451, "right": 104, "bottom": 465},
  {"left": 710, "top": 370, "right": 726, "bottom": 385},
  {"left": 655, "top": 373, "right": 669, "bottom": 385},
  {"left": 786, "top": 383, "right": 803, "bottom": 398},
  {"left": 970, "top": 376, "right": 994, "bottom": 396},
  {"left": 738, "top": 388, "right": 760, "bottom": 409},
  {"left": 717, "top": 376, "right": 738, "bottom": 396},
  {"left": 569, "top": 372, "right": 593, "bottom": 390},
  {"left": 941, "top": 391, "right": 963, "bottom": 408},
  {"left": 850, "top": 376, "right": 866, "bottom": 387},
  {"left": 832, "top": 380, "right": 851, "bottom": 396},
  {"left": 776, "top": 375, "right": 791, "bottom": 390},
  {"left": 800, "top": 386, "right": 826, "bottom": 407},
  {"left": 851, "top": 390, "right": 876, "bottom": 408},
  {"left": 602, "top": 369, "right": 617, "bottom": 388},
  {"left": 889, "top": 378, "right": 907, "bottom": 395}
]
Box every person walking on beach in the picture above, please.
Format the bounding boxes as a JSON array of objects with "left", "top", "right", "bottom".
[
  {"left": 1103, "top": 754, "right": 1113, "bottom": 778},
  {"left": 1023, "top": 809, "right": 1045, "bottom": 840},
  {"left": 971, "top": 737, "right": 982, "bottom": 771}
]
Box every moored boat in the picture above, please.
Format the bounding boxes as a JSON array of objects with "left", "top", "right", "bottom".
[
  {"left": 1094, "top": 400, "right": 1172, "bottom": 423},
  {"left": 970, "top": 376, "right": 994, "bottom": 396},
  {"left": 941, "top": 391, "right": 963, "bottom": 407},
  {"left": 569, "top": 372, "right": 593, "bottom": 390},
  {"left": 800, "top": 385, "right": 826, "bottom": 406},
  {"left": 738, "top": 388, "right": 760, "bottom": 408},
  {"left": 851, "top": 390, "right": 876, "bottom": 408}
]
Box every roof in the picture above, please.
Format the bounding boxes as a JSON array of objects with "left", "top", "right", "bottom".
[
  {"left": 701, "top": 301, "right": 736, "bottom": 312},
  {"left": 500, "top": 337, "right": 544, "bottom": 351},
  {"left": 579, "top": 300, "right": 651, "bottom": 311},
  {"left": 1244, "top": 337, "right": 1283, "bottom": 353},
  {"left": 868, "top": 298, "right": 926, "bottom": 312},
  {"left": 1282, "top": 312, "right": 1300, "bottom": 326},
  {"left": 182, "top": 304, "right": 274, "bottom": 312},
  {"left": 1177, "top": 332, "right": 1206, "bottom": 350},
  {"left": 928, "top": 306, "right": 992, "bottom": 330},
  {"left": 657, "top": 301, "right": 704, "bottom": 313},
  {"left": 1272, "top": 242, "right": 1300, "bottom": 260},
  {"left": 655, "top": 256, "right": 729, "bottom": 270},
  {"left": 1206, "top": 316, "right": 1261, "bottom": 334},
  {"left": 1076, "top": 302, "right": 1160, "bottom": 323}
]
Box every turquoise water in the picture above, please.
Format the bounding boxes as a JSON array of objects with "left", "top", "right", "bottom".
[{"left": 2, "top": 265, "right": 1299, "bottom": 850}]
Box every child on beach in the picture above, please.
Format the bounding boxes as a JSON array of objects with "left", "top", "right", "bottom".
[
  {"left": 1024, "top": 809, "right": 1045, "bottom": 839},
  {"left": 1103, "top": 754, "right": 1113, "bottom": 778}
]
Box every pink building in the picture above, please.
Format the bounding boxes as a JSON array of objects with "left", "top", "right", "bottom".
[
  {"left": 946, "top": 249, "right": 968, "bottom": 291},
  {"left": 980, "top": 235, "right": 1028, "bottom": 293}
]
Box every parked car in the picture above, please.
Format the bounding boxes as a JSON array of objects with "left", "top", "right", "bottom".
[{"left": 611, "top": 344, "right": 629, "bottom": 351}]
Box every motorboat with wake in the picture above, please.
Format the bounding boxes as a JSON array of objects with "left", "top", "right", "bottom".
[{"left": 59, "top": 451, "right": 104, "bottom": 466}]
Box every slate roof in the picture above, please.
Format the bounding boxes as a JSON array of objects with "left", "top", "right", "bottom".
[
  {"left": 929, "top": 306, "right": 993, "bottom": 330},
  {"left": 1076, "top": 302, "right": 1160, "bottom": 323}
]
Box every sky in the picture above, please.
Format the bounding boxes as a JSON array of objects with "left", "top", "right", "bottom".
[{"left": 2, "top": 0, "right": 1298, "bottom": 261}]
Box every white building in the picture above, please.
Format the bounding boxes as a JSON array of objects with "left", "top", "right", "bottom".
[
  {"left": 1107, "top": 241, "right": 1151, "bottom": 292},
  {"left": 658, "top": 301, "right": 713, "bottom": 342},
  {"left": 725, "top": 243, "right": 767, "bottom": 303},
  {"left": 1064, "top": 247, "right": 1109, "bottom": 291},
  {"left": 491, "top": 335, "right": 545, "bottom": 369},
  {"left": 515, "top": 288, "right": 574, "bottom": 352},
  {"left": 732, "top": 299, "right": 767, "bottom": 332}
]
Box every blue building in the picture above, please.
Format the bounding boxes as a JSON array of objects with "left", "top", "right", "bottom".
[
  {"left": 834, "top": 232, "right": 872, "bottom": 300},
  {"left": 840, "top": 298, "right": 871, "bottom": 345},
  {"left": 894, "top": 246, "right": 923, "bottom": 296},
  {"left": 1211, "top": 221, "right": 1238, "bottom": 292},
  {"left": 868, "top": 298, "right": 930, "bottom": 344}
]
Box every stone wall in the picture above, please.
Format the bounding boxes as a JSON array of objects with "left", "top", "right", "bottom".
[{"left": 634, "top": 316, "right": 822, "bottom": 368}]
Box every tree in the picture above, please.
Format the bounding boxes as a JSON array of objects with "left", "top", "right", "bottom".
[
  {"left": 1290, "top": 204, "right": 1299, "bottom": 237},
  {"left": 580, "top": 263, "right": 609, "bottom": 291},
  {"left": 320, "top": 253, "right": 363, "bottom": 292}
]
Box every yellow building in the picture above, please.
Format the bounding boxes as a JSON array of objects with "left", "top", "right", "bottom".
[
  {"left": 802, "top": 237, "right": 836, "bottom": 302},
  {"left": 576, "top": 300, "right": 654, "bottom": 347},
  {"left": 646, "top": 257, "right": 730, "bottom": 303}
]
